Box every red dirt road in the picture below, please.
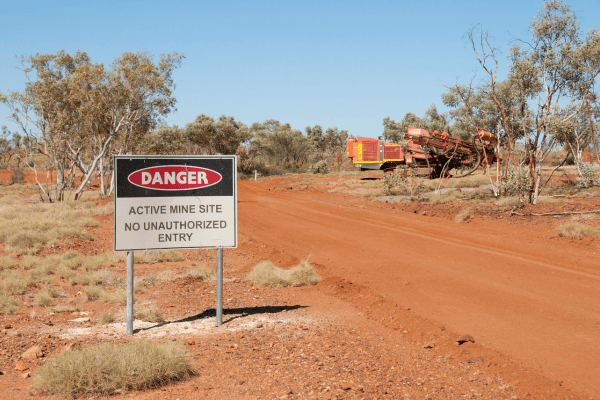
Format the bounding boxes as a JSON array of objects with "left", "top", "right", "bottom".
[{"left": 238, "top": 178, "right": 600, "bottom": 397}]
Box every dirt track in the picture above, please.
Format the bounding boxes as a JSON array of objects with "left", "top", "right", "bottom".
[{"left": 238, "top": 178, "right": 600, "bottom": 397}]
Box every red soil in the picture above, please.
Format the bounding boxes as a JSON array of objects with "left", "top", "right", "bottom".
[{"left": 0, "top": 171, "right": 599, "bottom": 399}]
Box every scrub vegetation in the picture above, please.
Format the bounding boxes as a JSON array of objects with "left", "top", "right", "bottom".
[
  {"left": 244, "top": 261, "right": 321, "bottom": 288},
  {"left": 31, "top": 341, "right": 195, "bottom": 398}
]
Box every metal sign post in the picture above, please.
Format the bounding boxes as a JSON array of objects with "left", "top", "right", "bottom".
[
  {"left": 216, "top": 248, "right": 223, "bottom": 326},
  {"left": 114, "top": 155, "right": 237, "bottom": 336},
  {"left": 126, "top": 251, "right": 134, "bottom": 336}
]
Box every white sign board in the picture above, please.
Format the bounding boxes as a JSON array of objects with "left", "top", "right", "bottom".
[{"left": 114, "top": 155, "right": 237, "bottom": 251}]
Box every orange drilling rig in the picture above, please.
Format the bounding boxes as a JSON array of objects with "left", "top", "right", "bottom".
[{"left": 346, "top": 127, "right": 497, "bottom": 178}]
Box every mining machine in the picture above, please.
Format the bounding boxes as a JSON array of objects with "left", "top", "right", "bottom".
[{"left": 346, "top": 127, "right": 497, "bottom": 178}]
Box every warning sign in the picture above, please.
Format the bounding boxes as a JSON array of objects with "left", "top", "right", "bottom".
[{"left": 114, "top": 155, "right": 237, "bottom": 251}]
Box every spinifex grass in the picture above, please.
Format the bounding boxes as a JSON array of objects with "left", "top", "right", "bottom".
[
  {"left": 31, "top": 341, "right": 195, "bottom": 398},
  {"left": 115, "top": 250, "right": 183, "bottom": 264},
  {"left": 557, "top": 221, "right": 599, "bottom": 238},
  {"left": 0, "top": 196, "right": 110, "bottom": 254},
  {"left": 244, "top": 261, "right": 321, "bottom": 288}
]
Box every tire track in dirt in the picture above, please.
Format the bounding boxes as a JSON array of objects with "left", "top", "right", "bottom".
[{"left": 239, "top": 181, "right": 600, "bottom": 397}]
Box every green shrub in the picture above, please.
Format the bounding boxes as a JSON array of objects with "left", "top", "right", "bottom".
[
  {"left": 31, "top": 341, "right": 195, "bottom": 398},
  {"left": 578, "top": 162, "right": 600, "bottom": 188}
]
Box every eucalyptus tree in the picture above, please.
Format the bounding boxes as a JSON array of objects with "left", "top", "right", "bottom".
[
  {"left": 381, "top": 113, "right": 422, "bottom": 142},
  {"left": 186, "top": 114, "right": 251, "bottom": 155},
  {"left": 457, "top": 0, "right": 597, "bottom": 203},
  {"left": 250, "top": 119, "right": 309, "bottom": 169},
  {"left": 0, "top": 126, "right": 22, "bottom": 168},
  {"left": 0, "top": 50, "right": 183, "bottom": 201}
]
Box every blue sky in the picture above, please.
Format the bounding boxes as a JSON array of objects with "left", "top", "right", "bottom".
[{"left": 1, "top": 0, "right": 599, "bottom": 138}]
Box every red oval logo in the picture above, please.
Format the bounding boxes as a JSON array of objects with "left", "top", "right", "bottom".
[{"left": 128, "top": 165, "right": 222, "bottom": 191}]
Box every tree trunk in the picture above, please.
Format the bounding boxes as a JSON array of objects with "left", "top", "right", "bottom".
[
  {"left": 584, "top": 97, "right": 600, "bottom": 164},
  {"left": 99, "top": 158, "right": 105, "bottom": 196}
]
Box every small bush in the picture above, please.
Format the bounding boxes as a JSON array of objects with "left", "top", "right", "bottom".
[
  {"left": 100, "top": 289, "right": 128, "bottom": 305},
  {"left": 35, "top": 291, "right": 53, "bottom": 307},
  {"left": 244, "top": 260, "right": 321, "bottom": 288},
  {"left": 156, "top": 270, "right": 178, "bottom": 282},
  {"left": 134, "top": 304, "right": 164, "bottom": 323},
  {"left": 0, "top": 256, "right": 17, "bottom": 270},
  {"left": 0, "top": 198, "right": 103, "bottom": 254},
  {"left": 49, "top": 304, "right": 81, "bottom": 313},
  {"left": 0, "top": 292, "right": 18, "bottom": 313},
  {"left": 35, "top": 287, "right": 57, "bottom": 307},
  {"left": 99, "top": 311, "right": 116, "bottom": 324},
  {"left": 84, "top": 286, "right": 104, "bottom": 301},
  {"left": 70, "top": 272, "right": 101, "bottom": 286},
  {"left": 0, "top": 270, "right": 30, "bottom": 294},
  {"left": 9, "top": 167, "right": 24, "bottom": 184},
  {"left": 557, "top": 221, "right": 598, "bottom": 238},
  {"left": 382, "top": 168, "right": 425, "bottom": 196},
  {"left": 455, "top": 207, "right": 474, "bottom": 223},
  {"left": 577, "top": 162, "right": 600, "bottom": 188},
  {"left": 96, "top": 270, "right": 124, "bottom": 287},
  {"left": 308, "top": 160, "right": 329, "bottom": 174},
  {"left": 504, "top": 164, "right": 532, "bottom": 197},
  {"left": 31, "top": 341, "right": 195, "bottom": 398}
]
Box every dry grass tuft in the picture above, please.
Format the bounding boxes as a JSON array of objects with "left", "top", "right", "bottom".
[
  {"left": 100, "top": 289, "right": 128, "bottom": 306},
  {"left": 115, "top": 250, "right": 183, "bottom": 264},
  {"left": 455, "top": 207, "right": 474, "bottom": 223},
  {"left": 84, "top": 286, "right": 104, "bottom": 301},
  {"left": 557, "top": 221, "right": 599, "bottom": 238},
  {"left": 31, "top": 341, "right": 195, "bottom": 398},
  {"left": 156, "top": 270, "right": 178, "bottom": 282},
  {"left": 35, "top": 287, "right": 57, "bottom": 307},
  {"left": 134, "top": 304, "right": 164, "bottom": 323},
  {"left": 0, "top": 292, "right": 18, "bottom": 313},
  {"left": 98, "top": 311, "right": 116, "bottom": 324},
  {"left": 0, "top": 256, "right": 18, "bottom": 270},
  {"left": 184, "top": 266, "right": 216, "bottom": 282},
  {"left": 69, "top": 272, "right": 102, "bottom": 286},
  {"left": 244, "top": 261, "right": 321, "bottom": 288},
  {"left": 49, "top": 304, "right": 81, "bottom": 313},
  {"left": 0, "top": 198, "right": 104, "bottom": 254},
  {"left": 0, "top": 270, "right": 34, "bottom": 294}
]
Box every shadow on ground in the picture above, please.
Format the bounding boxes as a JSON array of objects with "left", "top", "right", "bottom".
[{"left": 134, "top": 305, "right": 307, "bottom": 333}]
